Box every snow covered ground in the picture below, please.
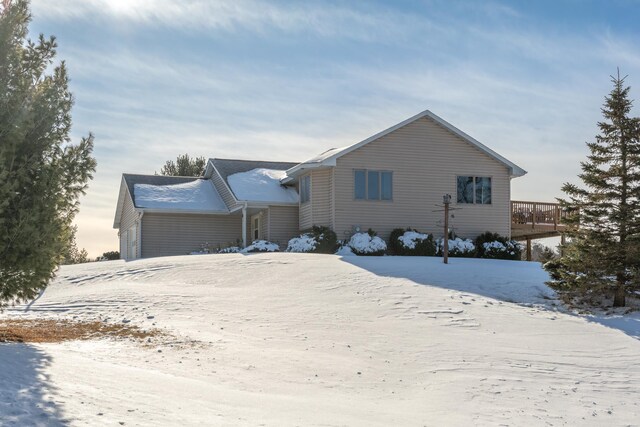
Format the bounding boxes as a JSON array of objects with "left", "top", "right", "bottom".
[{"left": 1, "top": 254, "right": 639, "bottom": 426}]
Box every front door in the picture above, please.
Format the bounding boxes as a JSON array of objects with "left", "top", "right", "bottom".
[{"left": 251, "top": 214, "right": 261, "bottom": 242}]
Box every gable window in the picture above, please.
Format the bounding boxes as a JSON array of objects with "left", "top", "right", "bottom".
[
  {"left": 300, "top": 175, "right": 311, "bottom": 204},
  {"left": 355, "top": 170, "right": 393, "bottom": 201},
  {"left": 456, "top": 176, "right": 491, "bottom": 204}
]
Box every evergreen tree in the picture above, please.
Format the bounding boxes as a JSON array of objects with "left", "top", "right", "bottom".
[
  {"left": 548, "top": 72, "right": 640, "bottom": 307},
  {"left": 60, "top": 225, "right": 89, "bottom": 265},
  {"left": 101, "top": 250, "right": 120, "bottom": 261},
  {"left": 0, "top": 0, "right": 96, "bottom": 306},
  {"left": 159, "top": 153, "right": 206, "bottom": 176}
]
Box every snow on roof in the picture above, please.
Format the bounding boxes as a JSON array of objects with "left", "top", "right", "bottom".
[
  {"left": 301, "top": 147, "right": 347, "bottom": 164},
  {"left": 227, "top": 168, "right": 298, "bottom": 203},
  {"left": 134, "top": 180, "right": 227, "bottom": 212}
]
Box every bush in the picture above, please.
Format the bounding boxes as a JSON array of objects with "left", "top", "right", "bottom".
[
  {"left": 348, "top": 231, "right": 387, "bottom": 256},
  {"left": 311, "top": 226, "right": 338, "bottom": 254},
  {"left": 474, "top": 232, "right": 521, "bottom": 260},
  {"left": 389, "top": 228, "right": 436, "bottom": 256},
  {"left": 242, "top": 240, "right": 279, "bottom": 253},
  {"left": 286, "top": 234, "right": 317, "bottom": 253},
  {"left": 218, "top": 246, "right": 241, "bottom": 254},
  {"left": 436, "top": 237, "right": 476, "bottom": 258},
  {"left": 101, "top": 251, "right": 120, "bottom": 261},
  {"left": 286, "top": 226, "right": 338, "bottom": 253}
]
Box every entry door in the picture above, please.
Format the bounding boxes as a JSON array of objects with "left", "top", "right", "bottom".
[
  {"left": 128, "top": 224, "right": 137, "bottom": 259},
  {"left": 251, "top": 215, "right": 261, "bottom": 241}
]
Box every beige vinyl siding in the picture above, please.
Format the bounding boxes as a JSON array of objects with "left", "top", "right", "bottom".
[
  {"left": 119, "top": 191, "right": 139, "bottom": 259},
  {"left": 299, "top": 173, "right": 313, "bottom": 230},
  {"left": 333, "top": 116, "right": 511, "bottom": 241},
  {"left": 210, "top": 170, "right": 238, "bottom": 210},
  {"left": 310, "top": 169, "right": 333, "bottom": 229},
  {"left": 267, "top": 206, "right": 299, "bottom": 249},
  {"left": 141, "top": 213, "right": 242, "bottom": 258}
]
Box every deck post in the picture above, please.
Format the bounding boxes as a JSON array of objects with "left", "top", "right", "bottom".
[
  {"left": 526, "top": 237, "right": 532, "bottom": 261},
  {"left": 532, "top": 203, "right": 536, "bottom": 229}
]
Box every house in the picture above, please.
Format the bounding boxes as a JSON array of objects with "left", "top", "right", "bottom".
[{"left": 113, "top": 110, "right": 526, "bottom": 260}]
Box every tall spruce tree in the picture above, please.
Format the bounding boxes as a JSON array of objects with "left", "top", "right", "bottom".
[
  {"left": 159, "top": 153, "right": 206, "bottom": 176},
  {"left": 548, "top": 72, "right": 640, "bottom": 307},
  {"left": 0, "top": 0, "right": 96, "bottom": 306}
]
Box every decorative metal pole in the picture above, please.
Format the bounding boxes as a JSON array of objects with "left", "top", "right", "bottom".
[{"left": 443, "top": 194, "right": 451, "bottom": 264}]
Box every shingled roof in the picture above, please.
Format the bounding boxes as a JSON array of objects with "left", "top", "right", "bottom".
[
  {"left": 122, "top": 174, "right": 200, "bottom": 207},
  {"left": 210, "top": 159, "right": 299, "bottom": 184}
]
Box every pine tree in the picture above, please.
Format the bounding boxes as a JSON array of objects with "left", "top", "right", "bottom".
[
  {"left": 60, "top": 225, "right": 89, "bottom": 265},
  {"left": 0, "top": 0, "right": 96, "bottom": 306},
  {"left": 159, "top": 153, "right": 206, "bottom": 176},
  {"left": 548, "top": 72, "right": 640, "bottom": 307}
]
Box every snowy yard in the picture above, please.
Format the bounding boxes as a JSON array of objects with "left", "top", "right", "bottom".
[{"left": 1, "top": 254, "right": 639, "bottom": 426}]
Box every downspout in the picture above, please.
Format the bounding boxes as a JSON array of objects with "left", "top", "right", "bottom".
[
  {"left": 137, "top": 211, "right": 144, "bottom": 259},
  {"left": 241, "top": 202, "right": 248, "bottom": 248}
]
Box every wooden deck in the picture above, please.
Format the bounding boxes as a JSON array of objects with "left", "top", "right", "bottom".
[
  {"left": 511, "top": 200, "right": 567, "bottom": 240},
  {"left": 511, "top": 200, "right": 568, "bottom": 261}
]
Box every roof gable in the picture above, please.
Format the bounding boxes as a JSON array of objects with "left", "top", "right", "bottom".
[
  {"left": 210, "top": 158, "right": 299, "bottom": 182},
  {"left": 113, "top": 174, "right": 229, "bottom": 228},
  {"left": 284, "top": 110, "right": 526, "bottom": 181},
  {"left": 206, "top": 158, "right": 300, "bottom": 205}
]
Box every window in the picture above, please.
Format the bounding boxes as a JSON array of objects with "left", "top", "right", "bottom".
[
  {"left": 367, "top": 171, "right": 379, "bottom": 200},
  {"left": 381, "top": 172, "right": 392, "bottom": 200},
  {"left": 355, "top": 170, "right": 366, "bottom": 199},
  {"left": 300, "top": 175, "right": 311, "bottom": 203},
  {"left": 355, "top": 169, "right": 393, "bottom": 200},
  {"left": 456, "top": 176, "right": 491, "bottom": 204}
]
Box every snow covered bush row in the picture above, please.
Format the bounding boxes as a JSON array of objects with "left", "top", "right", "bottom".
[
  {"left": 345, "top": 231, "right": 387, "bottom": 256},
  {"left": 286, "top": 234, "right": 317, "bottom": 253},
  {"left": 388, "top": 228, "right": 436, "bottom": 256},
  {"left": 218, "top": 246, "right": 241, "bottom": 254},
  {"left": 474, "top": 232, "right": 521, "bottom": 260},
  {"left": 480, "top": 240, "right": 521, "bottom": 260},
  {"left": 241, "top": 240, "right": 280, "bottom": 253},
  {"left": 436, "top": 237, "right": 476, "bottom": 258},
  {"left": 192, "top": 241, "right": 279, "bottom": 254},
  {"left": 286, "top": 226, "right": 338, "bottom": 253}
]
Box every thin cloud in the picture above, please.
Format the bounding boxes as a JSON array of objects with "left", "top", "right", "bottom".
[
  {"left": 24, "top": 0, "right": 640, "bottom": 256},
  {"left": 31, "top": 0, "right": 431, "bottom": 42}
]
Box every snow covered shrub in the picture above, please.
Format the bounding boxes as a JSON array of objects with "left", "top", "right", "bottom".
[
  {"left": 436, "top": 236, "right": 476, "bottom": 258},
  {"left": 474, "top": 232, "right": 521, "bottom": 260},
  {"left": 218, "top": 246, "right": 241, "bottom": 254},
  {"left": 286, "top": 234, "right": 317, "bottom": 253},
  {"left": 190, "top": 242, "right": 214, "bottom": 255},
  {"left": 310, "top": 226, "right": 338, "bottom": 254},
  {"left": 348, "top": 231, "right": 387, "bottom": 256},
  {"left": 388, "top": 228, "right": 436, "bottom": 256},
  {"left": 241, "top": 240, "right": 280, "bottom": 253},
  {"left": 286, "top": 226, "right": 338, "bottom": 253}
]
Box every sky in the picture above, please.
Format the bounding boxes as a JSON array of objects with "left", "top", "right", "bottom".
[{"left": 25, "top": 0, "right": 640, "bottom": 257}]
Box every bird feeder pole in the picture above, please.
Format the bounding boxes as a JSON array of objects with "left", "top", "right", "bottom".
[{"left": 443, "top": 194, "right": 451, "bottom": 264}]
